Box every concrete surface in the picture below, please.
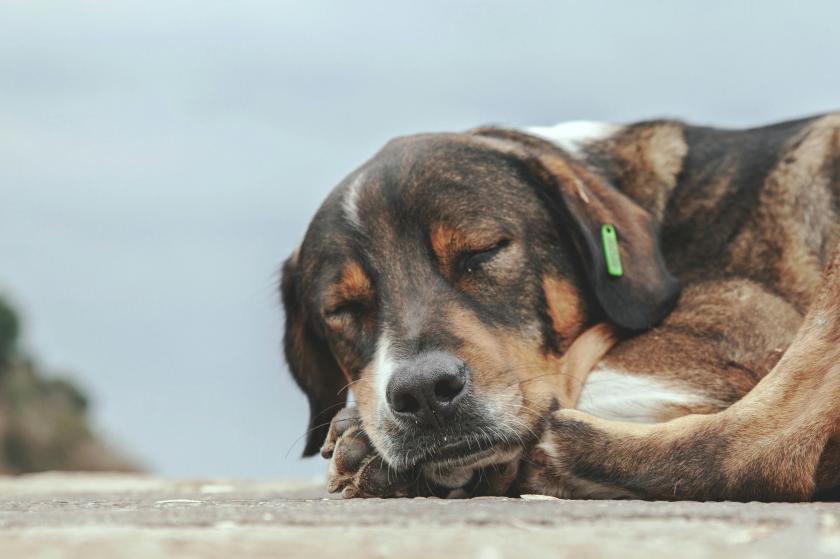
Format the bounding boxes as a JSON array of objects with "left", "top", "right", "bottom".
[{"left": 1, "top": 473, "right": 840, "bottom": 558}]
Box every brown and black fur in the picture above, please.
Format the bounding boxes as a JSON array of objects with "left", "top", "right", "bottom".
[{"left": 282, "top": 113, "right": 840, "bottom": 500}]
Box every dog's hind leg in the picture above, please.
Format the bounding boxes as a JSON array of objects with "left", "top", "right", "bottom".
[{"left": 520, "top": 244, "right": 840, "bottom": 501}]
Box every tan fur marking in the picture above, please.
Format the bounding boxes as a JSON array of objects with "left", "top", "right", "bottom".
[
  {"left": 445, "top": 306, "right": 560, "bottom": 435},
  {"left": 324, "top": 261, "right": 373, "bottom": 312},
  {"left": 558, "top": 323, "right": 619, "bottom": 408},
  {"left": 430, "top": 224, "right": 507, "bottom": 271},
  {"left": 429, "top": 225, "right": 457, "bottom": 270},
  {"left": 341, "top": 261, "right": 372, "bottom": 298},
  {"left": 446, "top": 303, "right": 615, "bottom": 416},
  {"left": 542, "top": 276, "right": 584, "bottom": 341},
  {"left": 445, "top": 305, "right": 512, "bottom": 393}
]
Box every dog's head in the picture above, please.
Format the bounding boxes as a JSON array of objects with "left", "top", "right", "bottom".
[{"left": 281, "top": 128, "right": 679, "bottom": 478}]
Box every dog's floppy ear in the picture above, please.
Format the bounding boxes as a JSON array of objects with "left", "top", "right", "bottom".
[
  {"left": 281, "top": 252, "right": 347, "bottom": 457},
  {"left": 474, "top": 129, "right": 680, "bottom": 331}
]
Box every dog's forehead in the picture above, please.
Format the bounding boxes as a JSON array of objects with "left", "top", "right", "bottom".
[
  {"left": 344, "top": 133, "right": 529, "bottom": 226},
  {"left": 374, "top": 132, "right": 522, "bottom": 188},
  {"left": 297, "top": 133, "right": 536, "bottom": 285}
]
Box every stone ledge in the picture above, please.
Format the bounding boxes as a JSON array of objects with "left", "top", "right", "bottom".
[{"left": 1, "top": 473, "right": 839, "bottom": 558}]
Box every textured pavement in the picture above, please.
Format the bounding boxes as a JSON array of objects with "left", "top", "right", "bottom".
[{"left": 1, "top": 473, "right": 840, "bottom": 558}]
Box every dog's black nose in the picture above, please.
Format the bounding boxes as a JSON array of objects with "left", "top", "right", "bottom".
[{"left": 386, "top": 351, "right": 469, "bottom": 427}]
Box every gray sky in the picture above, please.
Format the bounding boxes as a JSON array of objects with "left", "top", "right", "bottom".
[{"left": 1, "top": 0, "right": 838, "bottom": 478}]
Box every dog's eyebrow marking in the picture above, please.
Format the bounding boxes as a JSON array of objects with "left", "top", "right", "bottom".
[
  {"left": 524, "top": 121, "right": 622, "bottom": 156},
  {"left": 338, "top": 261, "right": 372, "bottom": 298},
  {"left": 430, "top": 224, "right": 507, "bottom": 270},
  {"left": 576, "top": 365, "right": 709, "bottom": 423},
  {"left": 342, "top": 171, "right": 366, "bottom": 229},
  {"left": 373, "top": 332, "right": 399, "bottom": 414},
  {"left": 323, "top": 261, "right": 374, "bottom": 314}
]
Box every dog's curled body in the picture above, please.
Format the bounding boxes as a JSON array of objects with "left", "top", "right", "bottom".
[{"left": 282, "top": 113, "right": 840, "bottom": 500}]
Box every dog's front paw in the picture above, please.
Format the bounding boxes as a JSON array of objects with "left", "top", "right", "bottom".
[
  {"left": 320, "top": 407, "right": 523, "bottom": 498},
  {"left": 320, "top": 407, "right": 416, "bottom": 498},
  {"left": 518, "top": 439, "right": 569, "bottom": 498},
  {"left": 517, "top": 409, "right": 640, "bottom": 500}
]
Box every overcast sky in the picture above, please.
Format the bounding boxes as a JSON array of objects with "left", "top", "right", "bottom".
[{"left": 1, "top": 1, "right": 838, "bottom": 478}]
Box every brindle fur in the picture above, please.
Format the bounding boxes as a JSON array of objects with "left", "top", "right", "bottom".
[
  {"left": 282, "top": 113, "right": 840, "bottom": 500},
  {"left": 525, "top": 245, "right": 840, "bottom": 501}
]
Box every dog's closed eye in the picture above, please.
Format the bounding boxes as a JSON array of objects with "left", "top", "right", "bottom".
[
  {"left": 321, "top": 261, "right": 375, "bottom": 326},
  {"left": 324, "top": 300, "right": 368, "bottom": 320},
  {"left": 457, "top": 239, "right": 511, "bottom": 274}
]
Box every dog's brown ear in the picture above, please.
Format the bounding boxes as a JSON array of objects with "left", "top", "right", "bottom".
[
  {"left": 475, "top": 129, "right": 680, "bottom": 331},
  {"left": 281, "top": 253, "right": 346, "bottom": 457}
]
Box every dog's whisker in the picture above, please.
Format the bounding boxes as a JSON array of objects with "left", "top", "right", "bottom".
[
  {"left": 337, "top": 377, "right": 364, "bottom": 396},
  {"left": 282, "top": 417, "right": 358, "bottom": 458}
]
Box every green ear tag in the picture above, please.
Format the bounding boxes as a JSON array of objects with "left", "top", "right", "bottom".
[{"left": 600, "top": 224, "right": 624, "bottom": 277}]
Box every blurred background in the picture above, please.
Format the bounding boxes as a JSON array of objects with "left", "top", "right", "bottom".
[{"left": 1, "top": 0, "right": 838, "bottom": 478}]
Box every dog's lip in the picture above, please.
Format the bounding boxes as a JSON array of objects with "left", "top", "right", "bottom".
[
  {"left": 414, "top": 435, "right": 501, "bottom": 467},
  {"left": 426, "top": 447, "right": 497, "bottom": 469}
]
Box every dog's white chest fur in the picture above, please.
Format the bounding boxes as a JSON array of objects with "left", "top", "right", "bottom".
[{"left": 577, "top": 366, "right": 706, "bottom": 423}]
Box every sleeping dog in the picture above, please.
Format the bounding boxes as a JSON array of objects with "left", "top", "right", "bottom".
[{"left": 281, "top": 113, "right": 840, "bottom": 501}]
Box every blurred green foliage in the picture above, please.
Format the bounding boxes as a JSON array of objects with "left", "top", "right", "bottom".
[
  {"left": 0, "top": 295, "right": 136, "bottom": 474},
  {"left": 0, "top": 298, "right": 19, "bottom": 365}
]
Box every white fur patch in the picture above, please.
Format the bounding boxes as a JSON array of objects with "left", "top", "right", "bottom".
[
  {"left": 576, "top": 366, "right": 707, "bottom": 423},
  {"left": 524, "top": 121, "right": 621, "bottom": 156},
  {"left": 373, "top": 333, "right": 398, "bottom": 413},
  {"left": 342, "top": 171, "right": 366, "bottom": 229}
]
